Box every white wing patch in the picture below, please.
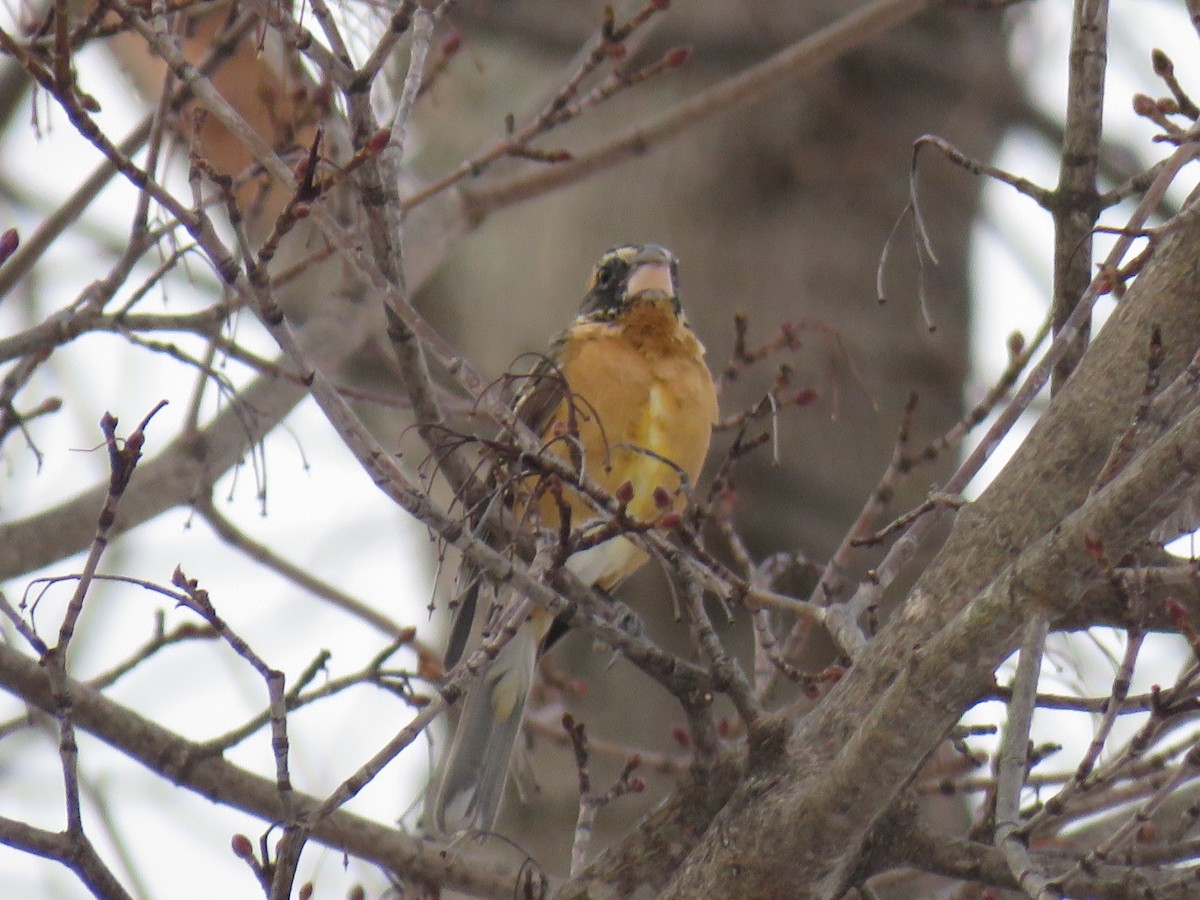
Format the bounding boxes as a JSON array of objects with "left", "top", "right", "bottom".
[{"left": 566, "top": 537, "right": 641, "bottom": 587}]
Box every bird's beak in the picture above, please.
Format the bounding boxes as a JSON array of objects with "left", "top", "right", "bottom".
[
  {"left": 625, "top": 245, "right": 677, "bottom": 302},
  {"left": 626, "top": 262, "right": 673, "bottom": 300}
]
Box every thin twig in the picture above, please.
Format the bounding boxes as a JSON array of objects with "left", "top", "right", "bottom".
[{"left": 993, "top": 616, "right": 1059, "bottom": 899}]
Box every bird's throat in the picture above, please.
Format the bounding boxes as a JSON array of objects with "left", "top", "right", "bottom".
[{"left": 621, "top": 297, "right": 686, "bottom": 352}]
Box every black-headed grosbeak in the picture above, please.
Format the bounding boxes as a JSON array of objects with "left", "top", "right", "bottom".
[{"left": 432, "top": 244, "right": 718, "bottom": 834}]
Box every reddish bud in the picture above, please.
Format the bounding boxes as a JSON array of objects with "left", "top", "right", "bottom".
[
  {"left": 1136, "top": 821, "right": 1159, "bottom": 844},
  {"left": 803, "top": 683, "right": 821, "bottom": 699},
  {"left": 442, "top": 29, "right": 462, "bottom": 55},
  {"left": 298, "top": 885, "right": 314, "bottom": 900},
  {"left": 793, "top": 388, "right": 818, "bottom": 406},
  {"left": 716, "top": 717, "right": 730, "bottom": 738},
  {"left": 663, "top": 46, "right": 691, "bottom": 68},
  {"left": 658, "top": 511, "right": 682, "bottom": 528},
  {"left": 1082, "top": 530, "right": 1104, "bottom": 559},
  {"left": 671, "top": 725, "right": 691, "bottom": 748},
  {"left": 410, "top": 693, "right": 432, "bottom": 708},
  {"left": 608, "top": 42, "right": 627, "bottom": 61},
  {"left": 628, "top": 776, "right": 646, "bottom": 792},
  {"left": 652, "top": 485, "right": 672, "bottom": 509},
  {"left": 1165, "top": 596, "right": 1188, "bottom": 628},
  {"left": 571, "top": 678, "right": 589, "bottom": 697},
  {"left": 615, "top": 480, "right": 635, "bottom": 503},
  {"left": 1132, "top": 93, "right": 1157, "bottom": 116},
  {"left": 1158, "top": 97, "right": 1181, "bottom": 116},
  {"left": 1007, "top": 331, "right": 1025, "bottom": 356},
  {"left": 348, "top": 887, "right": 365, "bottom": 900},
  {"left": 291, "top": 157, "right": 313, "bottom": 184},
  {"left": 365, "top": 128, "right": 392, "bottom": 156},
  {"left": 650, "top": 0, "right": 670, "bottom": 9},
  {"left": 292, "top": 203, "right": 312, "bottom": 220},
  {"left": 0, "top": 228, "right": 18, "bottom": 265},
  {"left": 78, "top": 91, "right": 101, "bottom": 112},
  {"left": 1152, "top": 48, "right": 1173, "bottom": 77},
  {"left": 231, "top": 834, "right": 254, "bottom": 859}
]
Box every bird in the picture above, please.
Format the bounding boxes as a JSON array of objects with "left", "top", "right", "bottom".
[{"left": 431, "top": 243, "right": 718, "bottom": 835}]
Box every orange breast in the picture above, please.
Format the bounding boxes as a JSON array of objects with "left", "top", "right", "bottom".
[{"left": 532, "top": 300, "right": 718, "bottom": 589}]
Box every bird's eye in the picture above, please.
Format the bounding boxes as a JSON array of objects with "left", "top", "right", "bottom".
[{"left": 580, "top": 256, "right": 631, "bottom": 317}]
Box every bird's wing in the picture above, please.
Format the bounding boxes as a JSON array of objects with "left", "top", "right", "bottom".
[
  {"left": 443, "top": 340, "right": 572, "bottom": 670},
  {"left": 510, "top": 336, "right": 572, "bottom": 438}
]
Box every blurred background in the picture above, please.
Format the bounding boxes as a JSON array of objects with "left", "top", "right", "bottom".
[{"left": 1, "top": 0, "right": 1198, "bottom": 896}]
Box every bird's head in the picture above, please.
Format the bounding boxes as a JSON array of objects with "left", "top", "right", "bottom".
[{"left": 579, "top": 244, "right": 683, "bottom": 322}]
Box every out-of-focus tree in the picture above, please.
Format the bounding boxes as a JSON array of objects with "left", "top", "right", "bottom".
[{"left": 3, "top": 0, "right": 1200, "bottom": 897}]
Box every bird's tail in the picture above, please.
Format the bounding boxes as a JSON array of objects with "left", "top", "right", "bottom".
[{"left": 432, "top": 618, "right": 538, "bottom": 834}]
